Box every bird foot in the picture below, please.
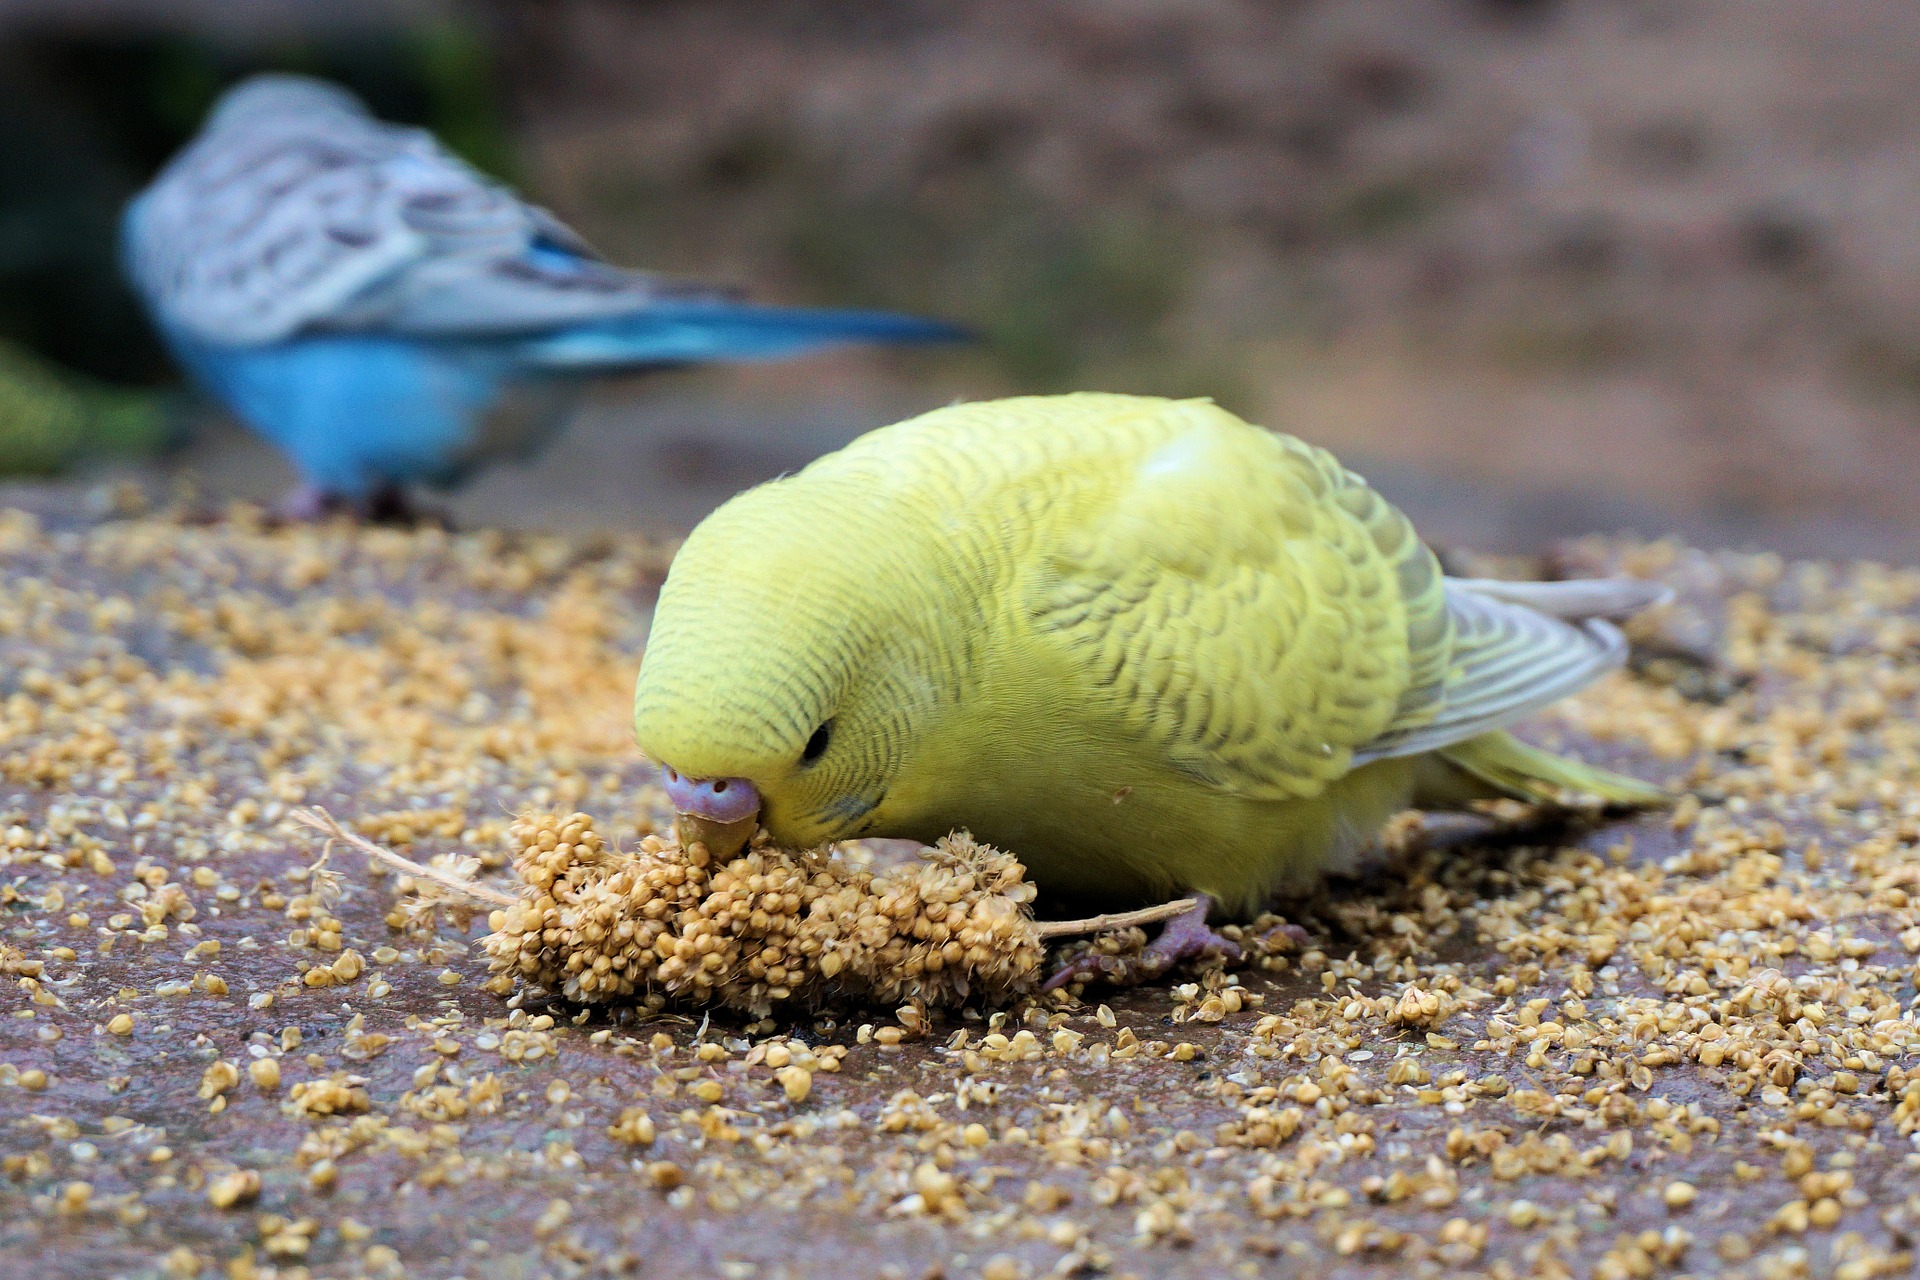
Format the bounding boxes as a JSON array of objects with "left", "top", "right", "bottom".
[
  {"left": 271, "top": 485, "right": 355, "bottom": 524},
  {"left": 269, "top": 484, "right": 451, "bottom": 529},
  {"left": 366, "top": 484, "right": 453, "bottom": 529},
  {"left": 1042, "top": 895, "right": 1244, "bottom": 992}
]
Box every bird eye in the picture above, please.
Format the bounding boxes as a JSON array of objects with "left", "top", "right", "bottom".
[{"left": 801, "top": 720, "right": 832, "bottom": 764}]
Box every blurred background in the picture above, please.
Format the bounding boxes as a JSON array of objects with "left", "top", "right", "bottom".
[{"left": 1, "top": 0, "right": 1917, "bottom": 558}]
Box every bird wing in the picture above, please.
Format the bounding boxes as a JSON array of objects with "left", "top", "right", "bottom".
[
  {"left": 1028, "top": 406, "right": 1442, "bottom": 801},
  {"left": 123, "top": 78, "right": 723, "bottom": 347},
  {"left": 1349, "top": 577, "right": 1658, "bottom": 764}
]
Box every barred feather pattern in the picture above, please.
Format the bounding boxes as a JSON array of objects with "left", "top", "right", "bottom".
[
  {"left": 123, "top": 74, "right": 707, "bottom": 346},
  {"left": 632, "top": 393, "right": 1665, "bottom": 909}
]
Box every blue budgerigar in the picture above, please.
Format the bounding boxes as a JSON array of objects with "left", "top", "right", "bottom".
[{"left": 122, "top": 74, "right": 969, "bottom": 519}]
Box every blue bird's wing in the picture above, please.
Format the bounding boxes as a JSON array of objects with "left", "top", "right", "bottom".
[
  {"left": 122, "top": 73, "right": 724, "bottom": 348},
  {"left": 121, "top": 74, "right": 971, "bottom": 502}
]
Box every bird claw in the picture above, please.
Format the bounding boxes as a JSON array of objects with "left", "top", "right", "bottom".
[
  {"left": 366, "top": 484, "right": 453, "bottom": 529},
  {"left": 272, "top": 484, "right": 349, "bottom": 524},
  {"left": 270, "top": 483, "right": 452, "bottom": 529},
  {"left": 1042, "top": 896, "right": 1243, "bottom": 992}
]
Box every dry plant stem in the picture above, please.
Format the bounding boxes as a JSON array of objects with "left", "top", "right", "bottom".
[
  {"left": 1034, "top": 898, "right": 1198, "bottom": 938},
  {"left": 290, "top": 807, "right": 517, "bottom": 908}
]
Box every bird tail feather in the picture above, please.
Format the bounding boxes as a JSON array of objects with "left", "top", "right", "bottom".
[
  {"left": 1426, "top": 730, "right": 1670, "bottom": 808},
  {"left": 518, "top": 301, "right": 972, "bottom": 370},
  {"left": 1444, "top": 576, "right": 1675, "bottom": 620}
]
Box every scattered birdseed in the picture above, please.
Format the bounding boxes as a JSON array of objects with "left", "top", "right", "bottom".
[{"left": 205, "top": 1170, "right": 259, "bottom": 1209}]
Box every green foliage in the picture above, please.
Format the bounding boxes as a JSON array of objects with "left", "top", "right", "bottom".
[
  {"left": 0, "top": 339, "right": 173, "bottom": 475},
  {"left": 408, "top": 21, "right": 516, "bottom": 183}
]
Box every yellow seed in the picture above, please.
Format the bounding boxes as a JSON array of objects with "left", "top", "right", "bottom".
[
  {"left": 248, "top": 1058, "right": 281, "bottom": 1091},
  {"left": 775, "top": 1066, "right": 812, "bottom": 1102},
  {"left": 1664, "top": 1181, "right": 1696, "bottom": 1210},
  {"left": 1773, "top": 1201, "right": 1810, "bottom": 1233},
  {"left": 206, "top": 1169, "right": 260, "bottom": 1209},
  {"left": 198, "top": 1060, "right": 239, "bottom": 1099},
  {"left": 609, "top": 1108, "right": 656, "bottom": 1145},
  {"left": 981, "top": 1256, "right": 1021, "bottom": 1280},
  {"left": 106, "top": 1014, "right": 133, "bottom": 1036},
  {"left": 534, "top": 1199, "right": 570, "bottom": 1236}
]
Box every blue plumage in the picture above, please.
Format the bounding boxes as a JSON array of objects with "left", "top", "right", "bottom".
[{"left": 122, "top": 74, "right": 967, "bottom": 516}]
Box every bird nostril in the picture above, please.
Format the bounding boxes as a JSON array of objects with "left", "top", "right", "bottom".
[{"left": 712, "top": 780, "right": 727, "bottom": 794}]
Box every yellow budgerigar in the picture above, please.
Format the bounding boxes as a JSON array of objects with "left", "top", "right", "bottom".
[{"left": 634, "top": 393, "right": 1669, "bottom": 986}]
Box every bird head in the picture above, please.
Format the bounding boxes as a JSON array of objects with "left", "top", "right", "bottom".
[
  {"left": 203, "top": 73, "right": 371, "bottom": 135},
  {"left": 633, "top": 469, "right": 951, "bottom": 854}
]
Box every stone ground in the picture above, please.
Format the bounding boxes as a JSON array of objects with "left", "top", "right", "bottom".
[{"left": 0, "top": 500, "right": 1918, "bottom": 1280}]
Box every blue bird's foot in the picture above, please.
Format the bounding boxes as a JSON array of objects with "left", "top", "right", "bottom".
[
  {"left": 364, "top": 484, "right": 451, "bottom": 528},
  {"left": 271, "top": 483, "right": 450, "bottom": 528},
  {"left": 273, "top": 484, "right": 350, "bottom": 523},
  {"left": 1041, "top": 894, "right": 1244, "bottom": 992}
]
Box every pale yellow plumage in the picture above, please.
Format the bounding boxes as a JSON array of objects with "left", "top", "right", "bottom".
[{"left": 633, "top": 393, "right": 1667, "bottom": 918}]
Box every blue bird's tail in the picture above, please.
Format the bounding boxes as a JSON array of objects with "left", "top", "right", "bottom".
[{"left": 519, "top": 301, "right": 972, "bottom": 371}]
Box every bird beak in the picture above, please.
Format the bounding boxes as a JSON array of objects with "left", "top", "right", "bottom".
[{"left": 662, "top": 768, "right": 760, "bottom": 860}]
